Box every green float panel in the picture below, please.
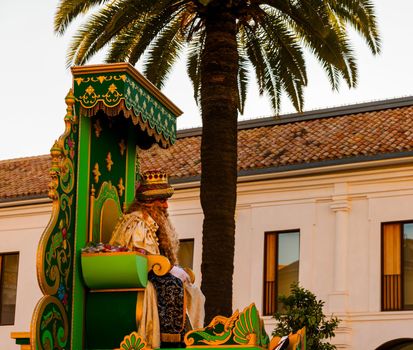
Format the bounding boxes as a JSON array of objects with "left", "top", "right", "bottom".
[
  {"left": 81, "top": 252, "right": 148, "bottom": 289},
  {"left": 28, "top": 63, "right": 182, "bottom": 350},
  {"left": 85, "top": 291, "right": 139, "bottom": 350}
]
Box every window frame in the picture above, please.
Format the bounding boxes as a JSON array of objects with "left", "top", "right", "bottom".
[
  {"left": 381, "top": 220, "right": 413, "bottom": 311},
  {"left": 263, "top": 229, "right": 300, "bottom": 316},
  {"left": 0, "top": 251, "right": 19, "bottom": 326},
  {"left": 178, "top": 238, "right": 195, "bottom": 270}
]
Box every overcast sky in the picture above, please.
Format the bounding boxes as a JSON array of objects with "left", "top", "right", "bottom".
[{"left": 1, "top": 1, "right": 413, "bottom": 160}]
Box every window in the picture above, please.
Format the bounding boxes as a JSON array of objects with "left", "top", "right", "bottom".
[
  {"left": 178, "top": 239, "right": 194, "bottom": 270},
  {"left": 263, "top": 230, "right": 300, "bottom": 315},
  {"left": 382, "top": 222, "right": 413, "bottom": 311},
  {"left": 0, "top": 252, "right": 19, "bottom": 325}
]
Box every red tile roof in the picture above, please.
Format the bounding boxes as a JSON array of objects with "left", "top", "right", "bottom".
[
  {"left": 0, "top": 155, "right": 51, "bottom": 200},
  {"left": 2, "top": 99, "right": 413, "bottom": 201}
]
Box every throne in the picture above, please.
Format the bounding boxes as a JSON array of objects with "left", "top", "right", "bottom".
[
  {"left": 82, "top": 180, "right": 171, "bottom": 349},
  {"left": 12, "top": 63, "right": 285, "bottom": 350},
  {"left": 12, "top": 63, "right": 181, "bottom": 350}
]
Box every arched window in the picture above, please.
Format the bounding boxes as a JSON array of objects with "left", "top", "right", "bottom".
[{"left": 376, "top": 338, "right": 413, "bottom": 350}]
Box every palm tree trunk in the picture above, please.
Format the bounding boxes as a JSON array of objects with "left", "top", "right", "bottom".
[{"left": 199, "top": 8, "right": 239, "bottom": 324}]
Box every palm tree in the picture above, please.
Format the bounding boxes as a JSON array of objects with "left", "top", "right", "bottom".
[{"left": 55, "top": 0, "right": 380, "bottom": 323}]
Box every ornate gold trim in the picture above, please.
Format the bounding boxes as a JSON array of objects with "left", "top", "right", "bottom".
[
  {"left": 92, "top": 163, "right": 101, "bottom": 183},
  {"left": 186, "top": 346, "right": 267, "bottom": 349},
  {"left": 115, "top": 331, "right": 149, "bottom": 350},
  {"left": 118, "top": 178, "right": 125, "bottom": 197},
  {"left": 36, "top": 90, "right": 76, "bottom": 296},
  {"left": 88, "top": 185, "right": 96, "bottom": 242},
  {"left": 81, "top": 251, "right": 146, "bottom": 257},
  {"left": 147, "top": 255, "right": 171, "bottom": 276},
  {"left": 71, "top": 63, "right": 182, "bottom": 117},
  {"left": 30, "top": 295, "right": 69, "bottom": 350},
  {"left": 161, "top": 333, "right": 181, "bottom": 342},
  {"left": 70, "top": 109, "right": 91, "bottom": 347},
  {"left": 79, "top": 100, "right": 173, "bottom": 148},
  {"left": 10, "top": 332, "right": 30, "bottom": 339},
  {"left": 136, "top": 290, "right": 144, "bottom": 329},
  {"left": 106, "top": 152, "right": 114, "bottom": 171}
]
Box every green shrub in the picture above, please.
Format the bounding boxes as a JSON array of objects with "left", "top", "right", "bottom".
[{"left": 272, "top": 283, "right": 340, "bottom": 350}]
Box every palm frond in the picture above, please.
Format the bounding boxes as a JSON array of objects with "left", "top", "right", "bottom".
[
  {"left": 237, "top": 48, "right": 250, "bottom": 114},
  {"left": 242, "top": 24, "right": 282, "bottom": 112},
  {"left": 186, "top": 31, "right": 205, "bottom": 105},
  {"left": 241, "top": 25, "right": 266, "bottom": 96},
  {"left": 127, "top": 6, "right": 183, "bottom": 65},
  {"left": 105, "top": 18, "right": 147, "bottom": 63},
  {"left": 66, "top": 0, "right": 152, "bottom": 66},
  {"left": 330, "top": 0, "right": 381, "bottom": 54},
  {"left": 259, "top": 11, "right": 307, "bottom": 85},
  {"left": 263, "top": 0, "right": 358, "bottom": 89},
  {"left": 55, "top": 0, "right": 109, "bottom": 35},
  {"left": 143, "top": 14, "right": 187, "bottom": 88}
]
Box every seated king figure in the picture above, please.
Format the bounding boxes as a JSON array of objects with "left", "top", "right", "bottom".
[{"left": 109, "top": 170, "right": 205, "bottom": 348}]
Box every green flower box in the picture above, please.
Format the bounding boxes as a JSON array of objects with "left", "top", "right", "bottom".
[{"left": 81, "top": 251, "right": 148, "bottom": 289}]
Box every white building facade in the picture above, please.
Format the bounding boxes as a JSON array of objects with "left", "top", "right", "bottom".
[{"left": 1, "top": 97, "right": 413, "bottom": 349}]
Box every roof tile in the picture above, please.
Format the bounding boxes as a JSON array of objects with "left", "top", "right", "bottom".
[{"left": 2, "top": 103, "right": 413, "bottom": 200}]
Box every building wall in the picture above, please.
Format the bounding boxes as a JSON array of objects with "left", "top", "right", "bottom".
[
  {"left": 1, "top": 161, "right": 413, "bottom": 349},
  {"left": 170, "top": 162, "right": 413, "bottom": 349},
  {"left": 0, "top": 202, "right": 50, "bottom": 350}
]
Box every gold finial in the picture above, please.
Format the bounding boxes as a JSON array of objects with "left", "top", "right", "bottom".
[{"left": 64, "top": 89, "right": 75, "bottom": 121}]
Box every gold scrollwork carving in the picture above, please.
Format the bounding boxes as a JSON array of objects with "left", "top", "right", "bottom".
[
  {"left": 79, "top": 85, "right": 100, "bottom": 106},
  {"left": 31, "top": 295, "right": 69, "bottom": 350},
  {"left": 146, "top": 255, "right": 171, "bottom": 276},
  {"left": 102, "top": 83, "right": 123, "bottom": 104}
]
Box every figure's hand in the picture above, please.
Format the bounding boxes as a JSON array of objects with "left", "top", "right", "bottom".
[{"left": 170, "top": 266, "right": 191, "bottom": 284}]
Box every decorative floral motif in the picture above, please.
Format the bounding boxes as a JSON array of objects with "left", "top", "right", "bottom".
[
  {"left": 34, "top": 296, "right": 69, "bottom": 350},
  {"left": 106, "top": 152, "right": 114, "bottom": 171},
  {"left": 73, "top": 71, "right": 178, "bottom": 145},
  {"left": 118, "top": 332, "right": 147, "bottom": 350},
  {"left": 118, "top": 178, "right": 125, "bottom": 197},
  {"left": 119, "top": 139, "right": 126, "bottom": 156},
  {"left": 103, "top": 83, "right": 123, "bottom": 104},
  {"left": 184, "top": 304, "right": 269, "bottom": 347},
  {"left": 94, "top": 119, "right": 102, "bottom": 138},
  {"left": 34, "top": 90, "right": 77, "bottom": 349},
  {"left": 93, "top": 163, "right": 101, "bottom": 183},
  {"left": 79, "top": 85, "right": 100, "bottom": 106}
]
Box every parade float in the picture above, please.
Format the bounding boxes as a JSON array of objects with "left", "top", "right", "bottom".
[{"left": 10, "top": 63, "right": 305, "bottom": 350}]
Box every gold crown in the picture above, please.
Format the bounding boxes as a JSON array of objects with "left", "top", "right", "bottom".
[{"left": 141, "top": 170, "right": 168, "bottom": 185}]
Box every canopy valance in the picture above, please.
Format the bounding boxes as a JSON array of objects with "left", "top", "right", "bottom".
[{"left": 71, "top": 63, "right": 182, "bottom": 148}]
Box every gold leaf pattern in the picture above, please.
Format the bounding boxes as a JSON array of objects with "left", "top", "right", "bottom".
[
  {"left": 117, "top": 178, "right": 125, "bottom": 197},
  {"left": 93, "top": 163, "right": 101, "bottom": 183},
  {"left": 94, "top": 120, "right": 102, "bottom": 138},
  {"left": 106, "top": 152, "right": 114, "bottom": 171},
  {"left": 119, "top": 139, "right": 126, "bottom": 156}
]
